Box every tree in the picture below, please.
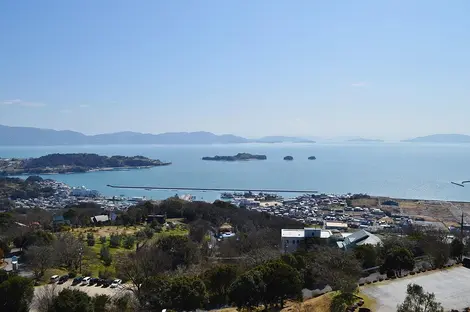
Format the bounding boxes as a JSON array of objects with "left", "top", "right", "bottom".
[
  {"left": 31, "top": 284, "right": 58, "bottom": 312},
  {"left": 229, "top": 270, "right": 266, "bottom": 310},
  {"left": 260, "top": 260, "right": 302, "bottom": 308},
  {"left": 49, "top": 288, "right": 93, "bottom": 312},
  {"left": 0, "top": 248, "right": 3, "bottom": 261},
  {"left": 450, "top": 238, "right": 464, "bottom": 260},
  {"left": 25, "top": 245, "right": 55, "bottom": 279},
  {"left": 100, "top": 246, "right": 112, "bottom": 266},
  {"left": 109, "top": 233, "right": 121, "bottom": 248},
  {"left": 203, "top": 264, "right": 239, "bottom": 307},
  {"left": 0, "top": 274, "right": 34, "bottom": 312},
  {"left": 382, "top": 246, "right": 415, "bottom": 277},
  {"left": 122, "top": 235, "right": 135, "bottom": 249},
  {"left": 93, "top": 294, "right": 110, "bottom": 312},
  {"left": 397, "top": 284, "right": 443, "bottom": 312},
  {"left": 354, "top": 244, "right": 378, "bottom": 269},
  {"left": 86, "top": 233, "right": 95, "bottom": 246},
  {"left": 170, "top": 276, "right": 207, "bottom": 311},
  {"left": 54, "top": 233, "right": 84, "bottom": 270}
]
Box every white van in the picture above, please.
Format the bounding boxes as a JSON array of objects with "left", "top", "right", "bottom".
[{"left": 50, "top": 275, "right": 59, "bottom": 283}]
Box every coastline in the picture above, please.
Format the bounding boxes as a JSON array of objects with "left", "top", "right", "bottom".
[{"left": 0, "top": 162, "right": 172, "bottom": 176}]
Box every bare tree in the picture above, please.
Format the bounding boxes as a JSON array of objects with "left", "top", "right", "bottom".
[
  {"left": 54, "top": 232, "right": 84, "bottom": 270},
  {"left": 31, "top": 284, "right": 58, "bottom": 312},
  {"left": 25, "top": 245, "right": 55, "bottom": 279}
]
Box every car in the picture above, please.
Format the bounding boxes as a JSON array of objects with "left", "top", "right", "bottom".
[
  {"left": 95, "top": 278, "right": 104, "bottom": 286},
  {"left": 50, "top": 275, "right": 59, "bottom": 283},
  {"left": 110, "top": 279, "right": 122, "bottom": 288},
  {"left": 72, "top": 276, "right": 83, "bottom": 285},
  {"left": 58, "top": 275, "right": 69, "bottom": 284},
  {"left": 102, "top": 279, "right": 112, "bottom": 287},
  {"left": 81, "top": 277, "right": 91, "bottom": 285},
  {"left": 88, "top": 278, "right": 98, "bottom": 285}
]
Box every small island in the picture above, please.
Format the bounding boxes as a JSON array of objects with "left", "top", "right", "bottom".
[
  {"left": 0, "top": 153, "right": 171, "bottom": 175},
  {"left": 308, "top": 156, "right": 316, "bottom": 160},
  {"left": 283, "top": 156, "right": 294, "bottom": 161},
  {"left": 202, "top": 153, "right": 267, "bottom": 161}
]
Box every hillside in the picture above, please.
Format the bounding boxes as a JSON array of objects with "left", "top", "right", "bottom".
[
  {"left": 0, "top": 153, "right": 169, "bottom": 175},
  {"left": 402, "top": 134, "right": 470, "bottom": 143}
]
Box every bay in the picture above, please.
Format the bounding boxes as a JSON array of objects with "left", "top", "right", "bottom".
[{"left": 0, "top": 143, "right": 469, "bottom": 202}]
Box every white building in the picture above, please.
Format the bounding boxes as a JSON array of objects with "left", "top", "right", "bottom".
[
  {"left": 281, "top": 228, "right": 333, "bottom": 253},
  {"left": 71, "top": 186, "right": 100, "bottom": 197}
]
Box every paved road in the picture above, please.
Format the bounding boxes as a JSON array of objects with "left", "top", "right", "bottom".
[{"left": 361, "top": 266, "right": 470, "bottom": 312}]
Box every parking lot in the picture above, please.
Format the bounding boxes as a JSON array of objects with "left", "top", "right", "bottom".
[
  {"left": 361, "top": 266, "right": 470, "bottom": 312},
  {"left": 31, "top": 279, "right": 131, "bottom": 311}
]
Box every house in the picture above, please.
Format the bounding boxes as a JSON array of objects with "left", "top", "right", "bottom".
[
  {"left": 325, "top": 222, "right": 348, "bottom": 231},
  {"left": 52, "top": 215, "right": 70, "bottom": 226},
  {"left": 91, "top": 215, "right": 109, "bottom": 223},
  {"left": 337, "top": 230, "right": 382, "bottom": 250},
  {"left": 147, "top": 214, "right": 166, "bottom": 224}
]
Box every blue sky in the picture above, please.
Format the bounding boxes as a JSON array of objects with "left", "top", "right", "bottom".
[{"left": 1, "top": 1, "right": 469, "bottom": 139}]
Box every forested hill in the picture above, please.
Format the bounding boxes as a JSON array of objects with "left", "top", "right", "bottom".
[{"left": 0, "top": 153, "right": 170, "bottom": 175}]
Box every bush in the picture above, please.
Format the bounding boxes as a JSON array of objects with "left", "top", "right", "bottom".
[
  {"left": 109, "top": 233, "right": 121, "bottom": 248},
  {"left": 98, "top": 270, "right": 113, "bottom": 279},
  {"left": 122, "top": 235, "right": 135, "bottom": 249},
  {"left": 100, "top": 246, "right": 112, "bottom": 266},
  {"left": 68, "top": 272, "right": 77, "bottom": 278},
  {"left": 410, "top": 272, "right": 416, "bottom": 275},
  {"left": 99, "top": 236, "right": 106, "bottom": 244}
]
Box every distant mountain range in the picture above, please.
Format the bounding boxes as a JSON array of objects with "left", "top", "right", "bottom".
[
  {"left": 347, "top": 138, "right": 384, "bottom": 143},
  {"left": 402, "top": 134, "right": 470, "bottom": 143},
  {"left": 0, "top": 125, "right": 315, "bottom": 145}
]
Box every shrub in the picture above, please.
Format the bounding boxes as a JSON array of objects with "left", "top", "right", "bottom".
[
  {"left": 98, "top": 270, "right": 113, "bottom": 279},
  {"left": 109, "top": 233, "right": 121, "bottom": 248},
  {"left": 100, "top": 236, "right": 107, "bottom": 244},
  {"left": 122, "top": 235, "right": 135, "bottom": 249},
  {"left": 100, "top": 246, "right": 112, "bottom": 266},
  {"left": 68, "top": 271, "right": 77, "bottom": 278},
  {"left": 410, "top": 272, "right": 416, "bottom": 275}
]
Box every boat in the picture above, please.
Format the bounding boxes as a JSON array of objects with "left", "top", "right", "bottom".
[{"left": 220, "top": 192, "right": 234, "bottom": 199}]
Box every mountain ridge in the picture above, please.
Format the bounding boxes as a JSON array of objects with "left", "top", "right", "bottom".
[
  {"left": 0, "top": 125, "right": 313, "bottom": 145},
  {"left": 402, "top": 134, "right": 470, "bottom": 143}
]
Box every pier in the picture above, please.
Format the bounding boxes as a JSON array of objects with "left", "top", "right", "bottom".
[{"left": 106, "top": 184, "right": 318, "bottom": 194}]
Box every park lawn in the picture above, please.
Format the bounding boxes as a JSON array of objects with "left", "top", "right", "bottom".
[{"left": 72, "top": 225, "right": 145, "bottom": 237}]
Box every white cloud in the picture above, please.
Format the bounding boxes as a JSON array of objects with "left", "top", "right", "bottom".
[
  {"left": 351, "top": 82, "right": 366, "bottom": 87},
  {"left": 2, "top": 99, "right": 45, "bottom": 107}
]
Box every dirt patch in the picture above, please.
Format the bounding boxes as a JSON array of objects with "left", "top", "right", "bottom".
[{"left": 73, "top": 225, "right": 144, "bottom": 237}]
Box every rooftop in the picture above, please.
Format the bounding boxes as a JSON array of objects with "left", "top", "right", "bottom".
[{"left": 281, "top": 229, "right": 305, "bottom": 238}]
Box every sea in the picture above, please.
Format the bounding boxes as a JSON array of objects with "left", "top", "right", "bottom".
[{"left": 1, "top": 142, "right": 470, "bottom": 203}]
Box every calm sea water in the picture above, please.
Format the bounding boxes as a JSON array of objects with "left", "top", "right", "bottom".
[{"left": 1, "top": 143, "right": 469, "bottom": 202}]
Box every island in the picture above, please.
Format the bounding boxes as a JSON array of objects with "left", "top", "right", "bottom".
[
  {"left": 348, "top": 138, "right": 384, "bottom": 143},
  {"left": 283, "top": 156, "right": 294, "bottom": 161},
  {"left": 202, "top": 153, "right": 267, "bottom": 161},
  {"left": 0, "top": 153, "right": 171, "bottom": 175},
  {"left": 308, "top": 156, "right": 316, "bottom": 160},
  {"left": 402, "top": 134, "right": 470, "bottom": 143}
]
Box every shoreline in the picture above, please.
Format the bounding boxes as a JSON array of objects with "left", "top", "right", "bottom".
[{"left": 0, "top": 162, "right": 172, "bottom": 176}]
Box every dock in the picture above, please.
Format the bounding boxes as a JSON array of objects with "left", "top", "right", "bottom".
[{"left": 106, "top": 184, "right": 318, "bottom": 194}]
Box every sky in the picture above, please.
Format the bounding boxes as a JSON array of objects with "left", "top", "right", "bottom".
[{"left": 1, "top": 1, "right": 470, "bottom": 140}]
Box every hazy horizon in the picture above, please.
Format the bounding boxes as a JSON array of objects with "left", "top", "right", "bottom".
[{"left": 2, "top": 1, "right": 470, "bottom": 140}]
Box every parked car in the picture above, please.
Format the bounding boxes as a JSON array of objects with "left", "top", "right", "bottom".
[
  {"left": 89, "top": 278, "right": 98, "bottom": 285},
  {"left": 58, "top": 275, "right": 69, "bottom": 284},
  {"left": 102, "top": 279, "right": 113, "bottom": 287},
  {"left": 81, "top": 277, "right": 91, "bottom": 285},
  {"left": 72, "top": 276, "right": 83, "bottom": 285},
  {"left": 96, "top": 279, "right": 104, "bottom": 286},
  {"left": 50, "top": 275, "right": 60, "bottom": 283},
  {"left": 110, "top": 279, "right": 122, "bottom": 288}
]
